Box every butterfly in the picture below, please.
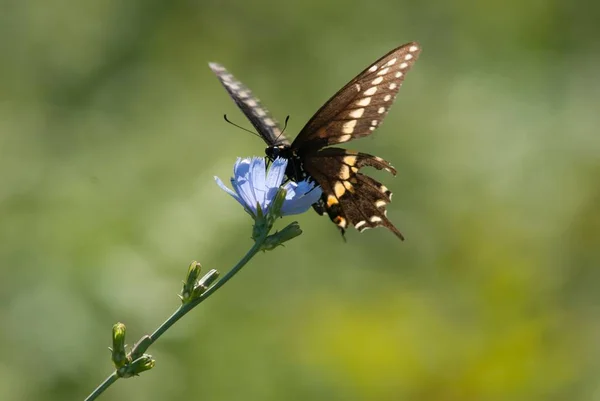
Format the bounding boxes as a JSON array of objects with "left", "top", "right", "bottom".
[{"left": 209, "top": 42, "right": 421, "bottom": 240}]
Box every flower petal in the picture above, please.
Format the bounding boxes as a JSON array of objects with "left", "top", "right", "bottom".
[
  {"left": 265, "top": 158, "right": 288, "bottom": 190},
  {"left": 280, "top": 180, "right": 322, "bottom": 215},
  {"left": 216, "top": 156, "right": 321, "bottom": 219},
  {"left": 248, "top": 157, "right": 267, "bottom": 210},
  {"left": 233, "top": 157, "right": 251, "bottom": 180},
  {"left": 231, "top": 175, "right": 256, "bottom": 214},
  {"left": 230, "top": 158, "right": 257, "bottom": 214},
  {"left": 214, "top": 176, "right": 244, "bottom": 206}
]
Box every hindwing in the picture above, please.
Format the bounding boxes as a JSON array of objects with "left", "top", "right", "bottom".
[{"left": 302, "top": 148, "right": 404, "bottom": 240}]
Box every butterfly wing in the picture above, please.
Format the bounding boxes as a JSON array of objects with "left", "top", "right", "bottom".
[
  {"left": 292, "top": 42, "right": 421, "bottom": 151},
  {"left": 209, "top": 63, "right": 290, "bottom": 146},
  {"left": 303, "top": 148, "right": 404, "bottom": 240}
]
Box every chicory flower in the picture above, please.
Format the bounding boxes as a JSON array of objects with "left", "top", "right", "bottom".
[{"left": 215, "top": 157, "right": 321, "bottom": 219}]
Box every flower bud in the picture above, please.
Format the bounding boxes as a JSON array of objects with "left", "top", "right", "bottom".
[
  {"left": 181, "top": 261, "right": 202, "bottom": 303},
  {"left": 111, "top": 323, "right": 128, "bottom": 369},
  {"left": 261, "top": 222, "right": 302, "bottom": 251}
]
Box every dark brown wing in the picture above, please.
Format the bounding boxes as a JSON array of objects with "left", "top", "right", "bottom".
[
  {"left": 209, "top": 62, "right": 290, "bottom": 146},
  {"left": 303, "top": 148, "right": 404, "bottom": 240},
  {"left": 292, "top": 42, "right": 421, "bottom": 151}
]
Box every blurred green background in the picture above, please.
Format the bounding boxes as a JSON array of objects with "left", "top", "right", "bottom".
[{"left": 1, "top": 0, "right": 599, "bottom": 400}]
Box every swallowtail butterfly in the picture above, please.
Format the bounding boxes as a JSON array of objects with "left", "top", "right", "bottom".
[{"left": 210, "top": 42, "right": 421, "bottom": 240}]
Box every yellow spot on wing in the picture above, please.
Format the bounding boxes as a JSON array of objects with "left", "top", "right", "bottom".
[
  {"left": 339, "top": 165, "right": 350, "bottom": 180},
  {"left": 343, "top": 155, "right": 358, "bottom": 166},
  {"left": 333, "top": 216, "right": 347, "bottom": 228},
  {"left": 334, "top": 181, "right": 346, "bottom": 198},
  {"left": 343, "top": 181, "right": 354, "bottom": 192}
]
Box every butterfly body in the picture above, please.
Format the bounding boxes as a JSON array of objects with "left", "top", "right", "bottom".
[{"left": 210, "top": 42, "right": 421, "bottom": 239}]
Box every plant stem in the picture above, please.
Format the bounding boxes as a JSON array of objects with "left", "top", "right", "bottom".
[
  {"left": 149, "top": 234, "right": 267, "bottom": 341},
  {"left": 84, "top": 372, "right": 118, "bottom": 401},
  {"left": 84, "top": 234, "right": 268, "bottom": 401}
]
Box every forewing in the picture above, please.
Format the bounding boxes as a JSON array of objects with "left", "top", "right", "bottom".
[
  {"left": 209, "top": 63, "right": 290, "bottom": 146},
  {"left": 303, "top": 148, "right": 404, "bottom": 240},
  {"left": 293, "top": 42, "right": 421, "bottom": 151}
]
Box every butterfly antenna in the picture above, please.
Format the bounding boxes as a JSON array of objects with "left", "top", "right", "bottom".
[
  {"left": 282, "top": 115, "right": 290, "bottom": 133},
  {"left": 273, "top": 115, "right": 290, "bottom": 143},
  {"left": 223, "top": 114, "right": 262, "bottom": 139}
]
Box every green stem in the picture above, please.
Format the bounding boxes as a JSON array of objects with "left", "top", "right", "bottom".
[
  {"left": 149, "top": 234, "right": 267, "bottom": 341},
  {"left": 84, "top": 233, "right": 268, "bottom": 401},
  {"left": 84, "top": 372, "right": 119, "bottom": 401}
]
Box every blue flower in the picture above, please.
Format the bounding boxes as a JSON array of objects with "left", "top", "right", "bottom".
[{"left": 215, "top": 157, "right": 322, "bottom": 218}]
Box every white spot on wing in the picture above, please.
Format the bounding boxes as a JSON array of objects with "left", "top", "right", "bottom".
[
  {"left": 369, "top": 65, "right": 378, "bottom": 72},
  {"left": 400, "top": 62, "right": 408, "bottom": 69},
  {"left": 342, "top": 120, "right": 357, "bottom": 134},
  {"left": 364, "top": 87, "right": 377, "bottom": 96},
  {"left": 209, "top": 63, "right": 225, "bottom": 72},
  {"left": 377, "top": 67, "right": 390, "bottom": 76},
  {"left": 377, "top": 107, "right": 385, "bottom": 114},
  {"left": 370, "top": 216, "right": 383, "bottom": 223},
  {"left": 389, "top": 83, "right": 397, "bottom": 90},
  {"left": 349, "top": 108, "right": 365, "bottom": 118},
  {"left": 404, "top": 54, "right": 413, "bottom": 61},
  {"left": 338, "top": 134, "right": 352, "bottom": 142},
  {"left": 371, "top": 77, "right": 383, "bottom": 85},
  {"left": 387, "top": 58, "right": 397, "bottom": 66},
  {"left": 356, "top": 97, "right": 371, "bottom": 106},
  {"left": 355, "top": 221, "right": 367, "bottom": 230},
  {"left": 409, "top": 45, "right": 419, "bottom": 52},
  {"left": 384, "top": 94, "right": 392, "bottom": 101},
  {"left": 375, "top": 200, "right": 387, "bottom": 208}
]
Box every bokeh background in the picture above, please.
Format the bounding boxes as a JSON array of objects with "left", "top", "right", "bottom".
[{"left": 1, "top": 0, "right": 599, "bottom": 400}]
